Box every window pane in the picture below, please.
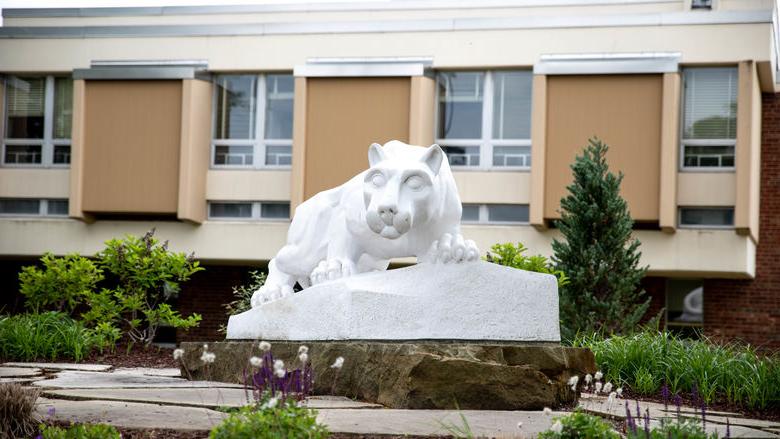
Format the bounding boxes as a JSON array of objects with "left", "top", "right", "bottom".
[
  {"left": 47, "top": 199, "right": 69, "bottom": 216},
  {"left": 679, "top": 207, "right": 734, "bottom": 226},
  {"left": 492, "top": 71, "right": 532, "bottom": 139},
  {"left": 265, "top": 75, "right": 294, "bottom": 140},
  {"left": 54, "top": 78, "right": 73, "bottom": 139},
  {"left": 666, "top": 279, "right": 703, "bottom": 331},
  {"left": 53, "top": 145, "right": 71, "bottom": 164},
  {"left": 0, "top": 198, "right": 40, "bottom": 215},
  {"left": 214, "top": 75, "right": 256, "bottom": 139},
  {"left": 209, "top": 202, "right": 252, "bottom": 218},
  {"left": 683, "top": 145, "right": 734, "bottom": 168},
  {"left": 683, "top": 68, "right": 737, "bottom": 140},
  {"left": 493, "top": 145, "right": 531, "bottom": 167},
  {"left": 437, "top": 72, "right": 483, "bottom": 139},
  {"left": 4, "top": 144, "right": 42, "bottom": 164},
  {"left": 5, "top": 76, "right": 45, "bottom": 139},
  {"left": 442, "top": 146, "right": 480, "bottom": 167},
  {"left": 261, "top": 203, "right": 290, "bottom": 219},
  {"left": 214, "top": 145, "right": 253, "bottom": 166},
  {"left": 461, "top": 204, "right": 480, "bottom": 222},
  {"left": 266, "top": 145, "right": 292, "bottom": 166},
  {"left": 487, "top": 204, "right": 529, "bottom": 223}
]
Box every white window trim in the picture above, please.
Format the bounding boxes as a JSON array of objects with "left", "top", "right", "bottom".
[
  {"left": 1, "top": 76, "right": 72, "bottom": 169},
  {"left": 207, "top": 200, "right": 290, "bottom": 221},
  {"left": 0, "top": 198, "right": 69, "bottom": 217},
  {"left": 210, "top": 74, "right": 293, "bottom": 170},
  {"left": 461, "top": 203, "right": 530, "bottom": 225},
  {"left": 677, "top": 206, "right": 735, "bottom": 229},
  {"left": 435, "top": 70, "right": 532, "bottom": 172}
]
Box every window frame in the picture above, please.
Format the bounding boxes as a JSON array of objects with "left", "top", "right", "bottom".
[
  {"left": 2, "top": 75, "right": 72, "bottom": 169},
  {"left": 0, "top": 198, "right": 69, "bottom": 218},
  {"left": 435, "top": 70, "right": 532, "bottom": 172},
  {"left": 210, "top": 74, "right": 293, "bottom": 170},
  {"left": 207, "top": 200, "right": 290, "bottom": 221},
  {"left": 460, "top": 203, "right": 530, "bottom": 225},
  {"left": 679, "top": 67, "right": 737, "bottom": 173},
  {"left": 677, "top": 206, "right": 735, "bottom": 229}
]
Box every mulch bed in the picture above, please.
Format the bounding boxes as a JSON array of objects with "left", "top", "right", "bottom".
[
  {"left": 83, "top": 343, "right": 179, "bottom": 369},
  {"left": 620, "top": 388, "right": 780, "bottom": 423}
]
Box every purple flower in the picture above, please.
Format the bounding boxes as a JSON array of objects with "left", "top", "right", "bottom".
[
  {"left": 625, "top": 401, "right": 637, "bottom": 434},
  {"left": 701, "top": 400, "right": 707, "bottom": 430},
  {"left": 661, "top": 384, "right": 670, "bottom": 411},
  {"left": 47, "top": 406, "right": 55, "bottom": 417},
  {"left": 726, "top": 418, "right": 731, "bottom": 438},
  {"left": 673, "top": 394, "right": 682, "bottom": 420}
]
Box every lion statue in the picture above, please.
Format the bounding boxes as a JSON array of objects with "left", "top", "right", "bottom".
[{"left": 250, "top": 140, "right": 480, "bottom": 307}]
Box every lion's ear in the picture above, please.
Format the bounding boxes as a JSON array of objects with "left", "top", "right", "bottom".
[
  {"left": 421, "top": 144, "right": 444, "bottom": 176},
  {"left": 368, "top": 143, "right": 388, "bottom": 167}
]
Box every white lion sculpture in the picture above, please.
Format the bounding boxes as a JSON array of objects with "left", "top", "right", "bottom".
[{"left": 250, "top": 140, "right": 479, "bottom": 307}]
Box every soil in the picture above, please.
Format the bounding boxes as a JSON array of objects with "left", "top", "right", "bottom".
[
  {"left": 620, "top": 388, "right": 780, "bottom": 423},
  {"left": 83, "top": 343, "right": 179, "bottom": 369}
]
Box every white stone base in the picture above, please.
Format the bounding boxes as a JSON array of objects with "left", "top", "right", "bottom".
[{"left": 226, "top": 261, "right": 560, "bottom": 342}]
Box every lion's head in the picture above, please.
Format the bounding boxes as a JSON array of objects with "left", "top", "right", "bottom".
[{"left": 363, "top": 141, "right": 447, "bottom": 239}]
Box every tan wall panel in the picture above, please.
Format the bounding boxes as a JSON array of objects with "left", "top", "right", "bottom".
[
  {"left": 677, "top": 172, "right": 736, "bottom": 206},
  {"left": 545, "top": 74, "right": 663, "bottom": 221},
  {"left": 0, "top": 169, "right": 70, "bottom": 198},
  {"left": 409, "top": 76, "right": 435, "bottom": 146},
  {"left": 68, "top": 79, "right": 87, "bottom": 219},
  {"left": 454, "top": 171, "right": 530, "bottom": 204},
  {"left": 82, "top": 81, "right": 182, "bottom": 214},
  {"left": 659, "top": 73, "right": 680, "bottom": 232},
  {"left": 291, "top": 77, "right": 307, "bottom": 212},
  {"left": 735, "top": 61, "right": 761, "bottom": 242},
  {"left": 207, "top": 170, "right": 291, "bottom": 201},
  {"left": 178, "top": 79, "right": 212, "bottom": 223},
  {"left": 303, "top": 77, "right": 410, "bottom": 200},
  {"left": 529, "top": 74, "right": 547, "bottom": 228}
]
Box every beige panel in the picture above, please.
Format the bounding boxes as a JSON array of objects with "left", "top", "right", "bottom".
[
  {"left": 68, "top": 79, "right": 88, "bottom": 220},
  {"left": 207, "top": 170, "right": 291, "bottom": 201},
  {"left": 735, "top": 61, "right": 761, "bottom": 242},
  {"left": 454, "top": 171, "right": 530, "bottom": 204},
  {"left": 677, "top": 172, "right": 736, "bottom": 206},
  {"left": 82, "top": 81, "right": 182, "bottom": 214},
  {"left": 409, "top": 76, "right": 435, "bottom": 146},
  {"left": 0, "top": 169, "right": 70, "bottom": 198},
  {"left": 545, "top": 74, "right": 663, "bottom": 221},
  {"left": 659, "top": 73, "right": 680, "bottom": 232},
  {"left": 303, "top": 77, "right": 410, "bottom": 200},
  {"left": 0, "top": 80, "right": 3, "bottom": 140},
  {"left": 178, "top": 79, "right": 212, "bottom": 223},
  {"left": 757, "top": 60, "right": 775, "bottom": 92},
  {"left": 529, "top": 74, "right": 547, "bottom": 228},
  {"left": 290, "top": 76, "right": 307, "bottom": 212}
]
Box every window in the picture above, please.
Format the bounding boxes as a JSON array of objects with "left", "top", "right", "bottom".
[
  {"left": 691, "top": 0, "right": 712, "bottom": 9},
  {"left": 208, "top": 201, "right": 290, "bottom": 220},
  {"left": 436, "top": 71, "right": 532, "bottom": 169},
  {"left": 666, "top": 279, "right": 703, "bottom": 338},
  {"left": 0, "top": 198, "right": 69, "bottom": 217},
  {"left": 461, "top": 203, "right": 529, "bottom": 224},
  {"left": 681, "top": 68, "right": 737, "bottom": 169},
  {"left": 678, "top": 207, "right": 734, "bottom": 228},
  {"left": 212, "top": 74, "right": 293, "bottom": 168},
  {"left": 2, "top": 76, "right": 73, "bottom": 166}
]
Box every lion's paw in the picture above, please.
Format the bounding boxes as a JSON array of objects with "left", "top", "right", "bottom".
[
  {"left": 250, "top": 283, "right": 294, "bottom": 307},
  {"left": 310, "top": 258, "right": 357, "bottom": 285},
  {"left": 428, "top": 233, "right": 479, "bottom": 264}
]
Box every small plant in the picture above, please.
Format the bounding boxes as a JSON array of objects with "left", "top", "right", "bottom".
[
  {"left": 539, "top": 409, "right": 620, "bottom": 438},
  {"left": 19, "top": 253, "right": 103, "bottom": 314},
  {"left": 38, "top": 423, "right": 121, "bottom": 439},
  {"left": 625, "top": 402, "right": 718, "bottom": 439},
  {"left": 218, "top": 270, "right": 267, "bottom": 334},
  {"left": 245, "top": 342, "right": 314, "bottom": 402},
  {"left": 0, "top": 383, "right": 40, "bottom": 439},
  {"left": 209, "top": 399, "right": 328, "bottom": 439},
  {"left": 485, "top": 242, "right": 568, "bottom": 288},
  {"left": 0, "top": 312, "right": 103, "bottom": 361}
]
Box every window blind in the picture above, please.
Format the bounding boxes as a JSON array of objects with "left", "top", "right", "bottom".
[
  {"left": 6, "top": 77, "right": 45, "bottom": 117},
  {"left": 683, "top": 68, "right": 737, "bottom": 140}
]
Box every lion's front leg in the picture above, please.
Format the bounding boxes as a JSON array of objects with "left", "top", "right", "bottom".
[
  {"left": 309, "top": 217, "right": 362, "bottom": 285},
  {"left": 422, "top": 232, "right": 479, "bottom": 264},
  {"left": 310, "top": 258, "right": 358, "bottom": 285}
]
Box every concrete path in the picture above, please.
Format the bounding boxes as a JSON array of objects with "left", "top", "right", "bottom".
[
  {"left": 0, "top": 366, "right": 43, "bottom": 377},
  {"left": 3, "top": 362, "right": 111, "bottom": 372},
  {"left": 33, "top": 370, "right": 242, "bottom": 389}
]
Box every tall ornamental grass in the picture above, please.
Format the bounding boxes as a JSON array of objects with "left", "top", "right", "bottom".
[
  {"left": 574, "top": 331, "right": 780, "bottom": 410},
  {"left": 0, "top": 312, "right": 98, "bottom": 362}
]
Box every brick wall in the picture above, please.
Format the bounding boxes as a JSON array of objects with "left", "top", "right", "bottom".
[
  {"left": 641, "top": 276, "right": 666, "bottom": 327},
  {"left": 703, "top": 93, "right": 780, "bottom": 350}
]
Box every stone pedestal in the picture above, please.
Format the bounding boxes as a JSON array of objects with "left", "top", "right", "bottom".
[{"left": 179, "top": 341, "right": 595, "bottom": 410}]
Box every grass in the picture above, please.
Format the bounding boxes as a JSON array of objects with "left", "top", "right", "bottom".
[
  {"left": 574, "top": 331, "right": 780, "bottom": 410},
  {"left": 0, "top": 312, "right": 98, "bottom": 362},
  {"left": 0, "top": 383, "right": 40, "bottom": 439}
]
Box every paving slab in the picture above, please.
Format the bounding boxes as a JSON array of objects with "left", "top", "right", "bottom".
[
  {"left": 0, "top": 377, "right": 45, "bottom": 384},
  {"left": 3, "top": 362, "right": 112, "bottom": 372},
  {"left": 33, "top": 371, "right": 242, "bottom": 389},
  {"left": 0, "top": 366, "right": 42, "bottom": 377},
  {"left": 644, "top": 418, "right": 778, "bottom": 438},
  {"left": 661, "top": 407, "right": 744, "bottom": 418},
  {"left": 36, "top": 397, "right": 227, "bottom": 431},
  {"left": 112, "top": 367, "right": 182, "bottom": 377}
]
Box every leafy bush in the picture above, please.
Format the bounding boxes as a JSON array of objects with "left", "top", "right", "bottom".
[
  {"left": 485, "top": 242, "right": 568, "bottom": 288},
  {"left": 574, "top": 331, "right": 780, "bottom": 410},
  {"left": 0, "top": 383, "right": 40, "bottom": 439},
  {"left": 626, "top": 419, "right": 718, "bottom": 439},
  {"left": 218, "top": 270, "right": 266, "bottom": 334},
  {"left": 0, "top": 312, "right": 107, "bottom": 361},
  {"left": 209, "top": 401, "right": 328, "bottom": 439},
  {"left": 39, "top": 423, "right": 121, "bottom": 439},
  {"left": 539, "top": 410, "right": 619, "bottom": 439},
  {"left": 19, "top": 253, "right": 103, "bottom": 314},
  {"left": 553, "top": 138, "right": 649, "bottom": 342}
]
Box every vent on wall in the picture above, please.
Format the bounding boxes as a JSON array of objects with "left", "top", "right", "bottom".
[{"left": 691, "top": 0, "right": 712, "bottom": 10}]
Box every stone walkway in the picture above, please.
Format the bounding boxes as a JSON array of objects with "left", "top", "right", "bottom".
[{"left": 3, "top": 362, "right": 778, "bottom": 438}]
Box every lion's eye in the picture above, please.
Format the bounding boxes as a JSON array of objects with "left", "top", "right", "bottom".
[
  {"left": 405, "top": 176, "right": 424, "bottom": 190},
  {"left": 371, "top": 173, "right": 386, "bottom": 187}
]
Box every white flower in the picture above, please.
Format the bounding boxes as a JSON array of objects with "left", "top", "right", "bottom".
[
  {"left": 595, "top": 382, "right": 603, "bottom": 394},
  {"left": 203, "top": 344, "right": 208, "bottom": 351},
  {"left": 274, "top": 368, "right": 286, "bottom": 378},
  {"left": 603, "top": 382, "right": 613, "bottom": 394},
  {"left": 258, "top": 341, "right": 271, "bottom": 352},
  {"left": 607, "top": 391, "right": 617, "bottom": 406},
  {"left": 594, "top": 371, "right": 603, "bottom": 381},
  {"left": 262, "top": 397, "right": 278, "bottom": 409},
  {"left": 173, "top": 348, "right": 184, "bottom": 360},
  {"left": 517, "top": 421, "right": 523, "bottom": 429},
  {"left": 567, "top": 375, "right": 579, "bottom": 391},
  {"left": 616, "top": 387, "right": 623, "bottom": 397},
  {"left": 551, "top": 421, "right": 563, "bottom": 434},
  {"left": 330, "top": 356, "right": 344, "bottom": 369},
  {"left": 273, "top": 359, "right": 285, "bottom": 371},
  {"left": 299, "top": 353, "right": 309, "bottom": 364},
  {"left": 298, "top": 345, "right": 309, "bottom": 355},
  {"left": 249, "top": 356, "right": 263, "bottom": 368},
  {"left": 584, "top": 373, "right": 592, "bottom": 384},
  {"left": 200, "top": 351, "right": 215, "bottom": 364},
  {"left": 543, "top": 407, "right": 552, "bottom": 416}
]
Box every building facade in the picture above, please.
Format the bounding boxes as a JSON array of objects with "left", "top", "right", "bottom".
[{"left": 0, "top": 0, "right": 778, "bottom": 347}]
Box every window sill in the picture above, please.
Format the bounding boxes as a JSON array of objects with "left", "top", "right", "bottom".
[
  {"left": 678, "top": 167, "right": 735, "bottom": 173},
  {"left": 0, "top": 164, "right": 71, "bottom": 169},
  {"left": 450, "top": 167, "right": 531, "bottom": 172},
  {"left": 209, "top": 165, "right": 292, "bottom": 171}
]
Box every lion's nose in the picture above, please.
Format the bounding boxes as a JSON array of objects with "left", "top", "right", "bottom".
[{"left": 378, "top": 204, "right": 397, "bottom": 224}]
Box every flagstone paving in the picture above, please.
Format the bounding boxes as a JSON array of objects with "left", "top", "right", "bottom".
[
  {"left": 112, "top": 367, "right": 182, "bottom": 377},
  {"left": 3, "top": 362, "right": 112, "bottom": 372},
  {"left": 0, "top": 366, "right": 43, "bottom": 377},
  {"left": 33, "top": 370, "right": 242, "bottom": 389}
]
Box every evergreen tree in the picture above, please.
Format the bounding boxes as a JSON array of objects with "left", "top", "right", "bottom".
[{"left": 552, "top": 138, "right": 649, "bottom": 341}]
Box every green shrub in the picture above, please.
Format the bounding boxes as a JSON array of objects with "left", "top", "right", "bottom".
[
  {"left": 485, "top": 243, "right": 568, "bottom": 288},
  {"left": 0, "top": 383, "right": 40, "bottom": 439},
  {"left": 0, "top": 312, "right": 105, "bottom": 361},
  {"left": 539, "top": 410, "right": 620, "bottom": 439},
  {"left": 574, "top": 331, "right": 780, "bottom": 410},
  {"left": 19, "top": 253, "right": 103, "bottom": 314},
  {"left": 39, "top": 423, "right": 121, "bottom": 439},
  {"left": 218, "top": 270, "right": 266, "bottom": 334},
  {"left": 210, "top": 400, "right": 328, "bottom": 439},
  {"left": 626, "top": 419, "right": 718, "bottom": 439}
]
